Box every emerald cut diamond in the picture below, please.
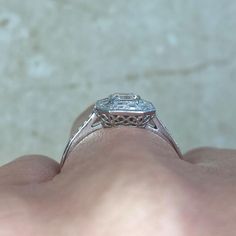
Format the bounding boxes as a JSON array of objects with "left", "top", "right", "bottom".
[{"left": 96, "top": 93, "right": 156, "bottom": 113}]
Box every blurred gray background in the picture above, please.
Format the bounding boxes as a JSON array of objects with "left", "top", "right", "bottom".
[{"left": 0, "top": 0, "right": 235, "bottom": 165}]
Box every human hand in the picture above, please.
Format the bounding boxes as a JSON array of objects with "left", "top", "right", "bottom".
[{"left": 0, "top": 105, "right": 236, "bottom": 236}]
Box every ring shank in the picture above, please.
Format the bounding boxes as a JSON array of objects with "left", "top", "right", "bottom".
[{"left": 60, "top": 112, "right": 182, "bottom": 168}]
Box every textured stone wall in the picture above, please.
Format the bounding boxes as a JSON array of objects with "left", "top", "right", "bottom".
[{"left": 0, "top": 0, "right": 235, "bottom": 164}]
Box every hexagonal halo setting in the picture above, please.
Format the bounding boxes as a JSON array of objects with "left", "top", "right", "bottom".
[
  {"left": 95, "top": 93, "right": 156, "bottom": 127},
  {"left": 96, "top": 93, "right": 156, "bottom": 113}
]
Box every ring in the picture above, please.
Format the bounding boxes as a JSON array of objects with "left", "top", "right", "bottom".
[{"left": 60, "top": 93, "right": 182, "bottom": 167}]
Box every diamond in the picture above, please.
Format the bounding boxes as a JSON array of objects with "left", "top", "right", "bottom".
[{"left": 96, "top": 93, "right": 156, "bottom": 113}]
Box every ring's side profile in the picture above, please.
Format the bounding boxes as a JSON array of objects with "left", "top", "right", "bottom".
[{"left": 60, "top": 93, "right": 182, "bottom": 168}]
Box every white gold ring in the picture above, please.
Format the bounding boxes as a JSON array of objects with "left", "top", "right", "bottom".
[{"left": 60, "top": 93, "right": 182, "bottom": 167}]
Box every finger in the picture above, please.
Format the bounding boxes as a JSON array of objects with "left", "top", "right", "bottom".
[
  {"left": 60, "top": 104, "right": 181, "bottom": 176},
  {"left": 183, "top": 147, "right": 236, "bottom": 163},
  {"left": 183, "top": 147, "right": 236, "bottom": 175},
  {"left": 64, "top": 104, "right": 179, "bottom": 166},
  {"left": 61, "top": 126, "right": 181, "bottom": 174},
  {"left": 0, "top": 155, "right": 60, "bottom": 185}
]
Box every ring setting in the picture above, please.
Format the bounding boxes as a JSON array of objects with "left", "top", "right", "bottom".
[
  {"left": 60, "top": 93, "right": 182, "bottom": 167},
  {"left": 95, "top": 93, "right": 156, "bottom": 128}
]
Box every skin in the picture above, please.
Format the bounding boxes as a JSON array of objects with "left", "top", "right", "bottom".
[{"left": 0, "top": 105, "right": 236, "bottom": 236}]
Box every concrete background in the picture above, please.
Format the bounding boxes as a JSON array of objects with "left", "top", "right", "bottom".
[{"left": 0, "top": 0, "right": 235, "bottom": 165}]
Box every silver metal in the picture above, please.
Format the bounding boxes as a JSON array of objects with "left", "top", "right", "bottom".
[{"left": 60, "top": 93, "right": 182, "bottom": 167}]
